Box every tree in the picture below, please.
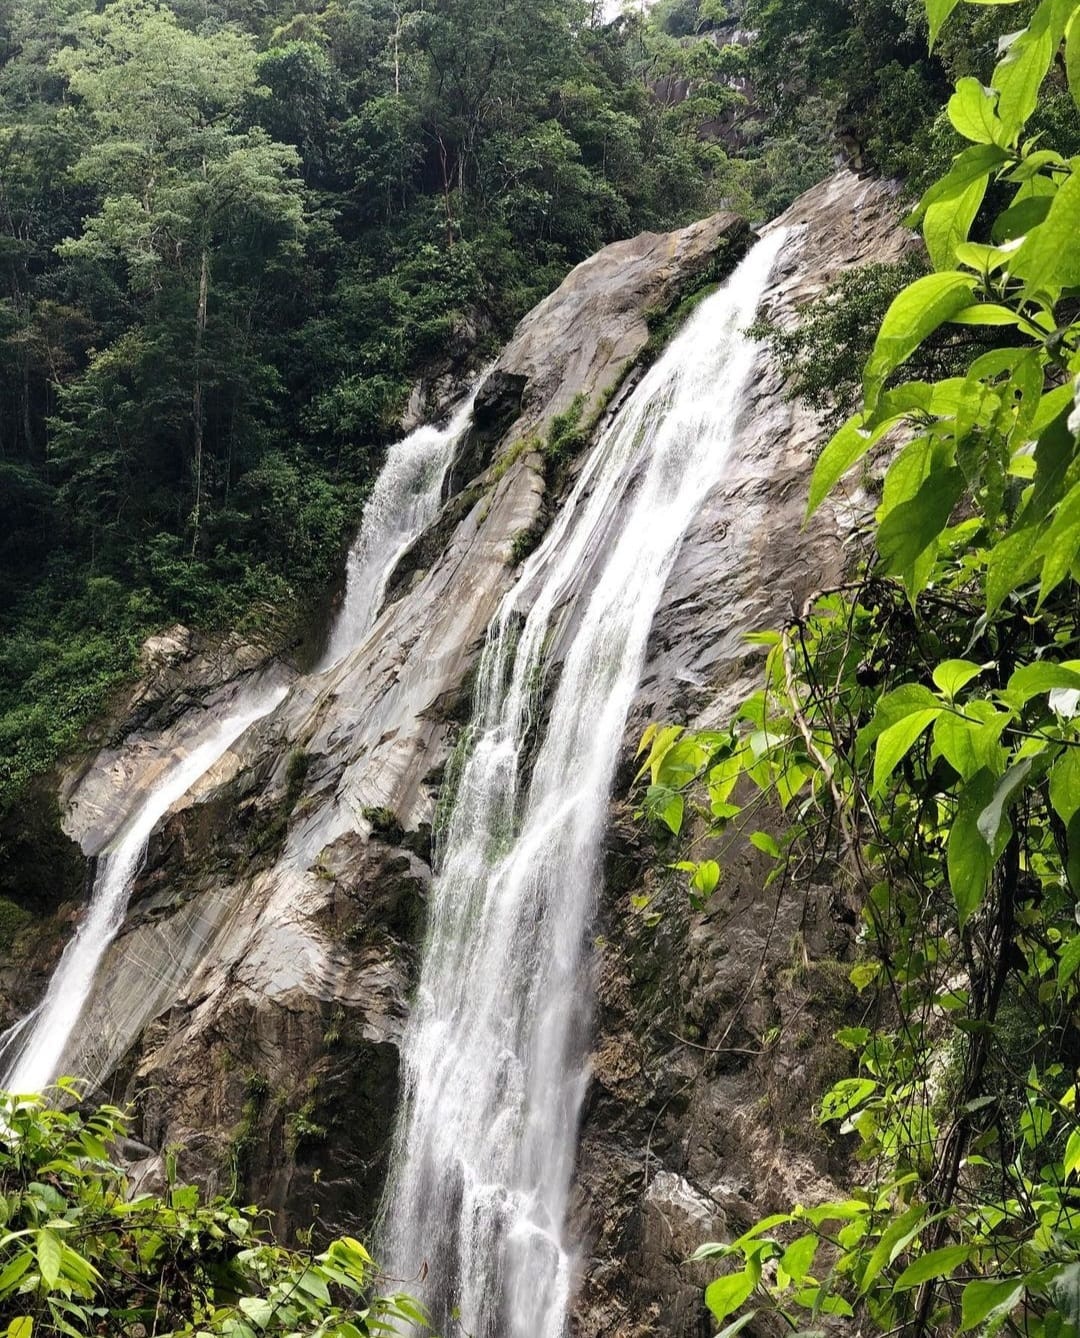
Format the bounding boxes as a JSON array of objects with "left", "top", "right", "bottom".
[{"left": 53, "top": 0, "right": 305, "bottom": 550}]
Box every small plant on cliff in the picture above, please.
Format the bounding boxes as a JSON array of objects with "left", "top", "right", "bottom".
[
  {"left": 639, "top": 0, "right": 1080, "bottom": 1333},
  {"left": 0, "top": 1082, "right": 427, "bottom": 1337}
]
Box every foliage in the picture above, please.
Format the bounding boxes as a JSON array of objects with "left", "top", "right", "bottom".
[
  {"left": 638, "top": 1, "right": 1080, "bottom": 1333},
  {"left": 0, "top": 1083, "right": 427, "bottom": 1336},
  {"left": 0, "top": 0, "right": 828, "bottom": 824}
]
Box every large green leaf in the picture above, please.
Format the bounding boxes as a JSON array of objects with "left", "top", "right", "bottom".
[
  {"left": 873, "top": 709, "right": 942, "bottom": 795},
  {"left": 705, "top": 1269, "right": 756, "bottom": 1323},
  {"left": 1003, "top": 660, "right": 1080, "bottom": 706},
  {"left": 976, "top": 758, "right": 1032, "bottom": 846},
  {"left": 948, "top": 77, "right": 1008, "bottom": 145},
  {"left": 932, "top": 659, "right": 985, "bottom": 698},
  {"left": 806, "top": 413, "right": 898, "bottom": 517},
  {"left": 864, "top": 273, "right": 976, "bottom": 407},
  {"left": 1036, "top": 477, "right": 1080, "bottom": 603},
  {"left": 1013, "top": 162, "right": 1080, "bottom": 293},
  {"left": 925, "top": 171, "right": 989, "bottom": 268},
  {"left": 1050, "top": 749, "right": 1080, "bottom": 823},
  {"left": 927, "top": 0, "right": 964, "bottom": 47},
  {"left": 36, "top": 1229, "right": 61, "bottom": 1290},
  {"left": 877, "top": 467, "right": 965, "bottom": 594},
  {"left": 992, "top": 1, "right": 1058, "bottom": 132},
  {"left": 933, "top": 702, "right": 1008, "bottom": 780},
  {"left": 959, "top": 1278, "right": 1024, "bottom": 1331},
  {"left": 908, "top": 144, "right": 1006, "bottom": 226},
  {"left": 895, "top": 1244, "right": 971, "bottom": 1290},
  {"left": 779, "top": 1234, "right": 819, "bottom": 1285},
  {"left": 1068, "top": 11, "right": 1080, "bottom": 109},
  {"left": 948, "top": 772, "right": 997, "bottom": 924}
]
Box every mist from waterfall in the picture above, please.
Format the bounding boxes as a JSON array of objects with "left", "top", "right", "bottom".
[{"left": 380, "top": 229, "right": 787, "bottom": 1338}]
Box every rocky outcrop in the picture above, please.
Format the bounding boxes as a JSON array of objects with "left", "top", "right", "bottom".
[
  {"left": 9, "top": 170, "right": 912, "bottom": 1331},
  {"left": 571, "top": 172, "right": 913, "bottom": 1335},
  {"left": 45, "top": 204, "right": 750, "bottom": 1240}
]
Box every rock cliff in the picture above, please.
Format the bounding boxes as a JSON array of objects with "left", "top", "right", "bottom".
[{"left": 5, "top": 170, "right": 912, "bottom": 1331}]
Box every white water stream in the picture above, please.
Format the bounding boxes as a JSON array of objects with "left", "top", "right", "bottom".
[
  {"left": 381, "top": 230, "right": 787, "bottom": 1337},
  {"left": 1, "top": 387, "right": 482, "bottom": 1093}
]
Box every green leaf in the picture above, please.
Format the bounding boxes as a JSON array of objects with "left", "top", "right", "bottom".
[
  {"left": 959, "top": 1278, "right": 1024, "bottom": 1331},
  {"left": 949, "top": 772, "right": 996, "bottom": 925},
  {"left": 895, "top": 1244, "right": 971, "bottom": 1290},
  {"left": 0, "top": 1254, "right": 32, "bottom": 1298},
  {"left": 977, "top": 758, "right": 1032, "bottom": 846},
  {"left": 1065, "top": 1127, "right": 1080, "bottom": 1177},
  {"left": 660, "top": 792, "right": 684, "bottom": 836},
  {"left": 6, "top": 1321, "right": 32, "bottom": 1338},
  {"left": 859, "top": 1205, "right": 927, "bottom": 1297},
  {"left": 36, "top": 1231, "right": 61, "bottom": 1291},
  {"left": 819, "top": 1077, "right": 877, "bottom": 1124},
  {"left": 705, "top": 1269, "right": 756, "bottom": 1324},
  {"left": 877, "top": 467, "right": 965, "bottom": 595},
  {"left": 850, "top": 961, "right": 881, "bottom": 991},
  {"left": 933, "top": 659, "right": 985, "bottom": 700},
  {"left": 749, "top": 831, "right": 780, "bottom": 858},
  {"left": 780, "top": 1235, "right": 819, "bottom": 1285},
  {"left": 948, "top": 302, "right": 1024, "bottom": 325},
  {"left": 925, "top": 171, "right": 988, "bottom": 268},
  {"left": 1013, "top": 162, "right": 1080, "bottom": 294},
  {"left": 805, "top": 413, "right": 896, "bottom": 517},
  {"left": 872, "top": 709, "right": 942, "bottom": 795},
  {"left": 714, "top": 1315, "right": 758, "bottom": 1338},
  {"left": 987, "top": 527, "right": 1041, "bottom": 613},
  {"left": 864, "top": 273, "right": 977, "bottom": 408},
  {"left": 927, "top": 0, "right": 963, "bottom": 47},
  {"left": 908, "top": 143, "right": 1007, "bottom": 225},
  {"left": 992, "top": 0, "right": 1068, "bottom": 131},
  {"left": 691, "top": 860, "right": 721, "bottom": 896},
  {"left": 1067, "top": 12, "right": 1080, "bottom": 109},
  {"left": 1003, "top": 661, "right": 1080, "bottom": 706},
  {"left": 1050, "top": 750, "right": 1080, "bottom": 824},
  {"left": 933, "top": 704, "right": 1008, "bottom": 781},
  {"left": 948, "top": 77, "right": 1008, "bottom": 145},
  {"left": 1058, "top": 934, "right": 1080, "bottom": 987},
  {"left": 1048, "top": 1261, "right": 1080, "bottom": 1326},
  {"left": 239, "top": 1297, "right": 275, "bottom": 1328}
]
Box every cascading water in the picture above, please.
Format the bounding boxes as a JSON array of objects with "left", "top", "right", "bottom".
[
  {"left": 380, "top": 229, "right": 788, "bottom": 1338},
  {"left": 0, "top": 689, "right": 288, "bottom": 1095},
  {"left": 0, "top": 385, "right": 483, "bottom": 1093},
  {"left": 320, "top": 387, "right": 482, "bottom": 669}
]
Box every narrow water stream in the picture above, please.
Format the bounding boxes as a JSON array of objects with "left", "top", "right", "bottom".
[
  {"left": 381, "top": 230, "right": 788, "bottom": 1338},
  {"left": 0, "top": 386, "right": 483, "bottom": 1093}
]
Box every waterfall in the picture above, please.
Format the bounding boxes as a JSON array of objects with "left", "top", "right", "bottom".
[
  {"left": 380, "top": 229, "right": 787, "bottom": 1337},
  {"left": 0, "top": 385, "right": 483, "bottom": 1094},
  {"left": 320, "top": 388, "right": 481, "bottom": 670}
]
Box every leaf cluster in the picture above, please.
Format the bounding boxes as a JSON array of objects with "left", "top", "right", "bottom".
[
  {"left": 637, "top": 2, "right": 1080, "bottom": 1333},
  {"left": 0, "top": 1084, "right": 426, "bottom": 1338}
]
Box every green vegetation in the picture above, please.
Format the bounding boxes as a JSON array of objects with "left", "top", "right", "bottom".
[
  {"left": 0, "top": 1083, "right": 426, "bottom": 1335},
  {"left": 0, "top": 0, "right": 811, "bottom": 818},
  {"left": 638, "top": 0, "right": 1080, "bottom": 1331}
]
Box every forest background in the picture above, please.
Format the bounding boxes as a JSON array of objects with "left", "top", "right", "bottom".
[{"left": 0, "top": 0, "right": 992, "bottom": 828}]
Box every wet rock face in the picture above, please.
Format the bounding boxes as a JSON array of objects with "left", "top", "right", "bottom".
[
  {"left": 499, "top": 212, "right": 749, "bottom": 435},
  {"left": 570, "top": 172, "right": 912, "bottom": 1335},
  {"left": 15, "top": 170, "right": 911, "bottom": 1328},
  {"left": 43, "top": 203, "right": 752, "bottom": 1243}
]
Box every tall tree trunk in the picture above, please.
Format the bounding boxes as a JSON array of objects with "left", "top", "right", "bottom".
[{"left": 190, "top": 245, "right": 209, "bottom": 555}]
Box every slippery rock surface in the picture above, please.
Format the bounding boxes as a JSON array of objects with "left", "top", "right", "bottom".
[
  {"left": 50, "top": 205, "right": 747, "bottom": 1235},
  {"left": 570, "top": 171, "right": 913, "bottom": 1336},
  {"left": 20, "top": 170, "right": 911, "bottom": 1326}
]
